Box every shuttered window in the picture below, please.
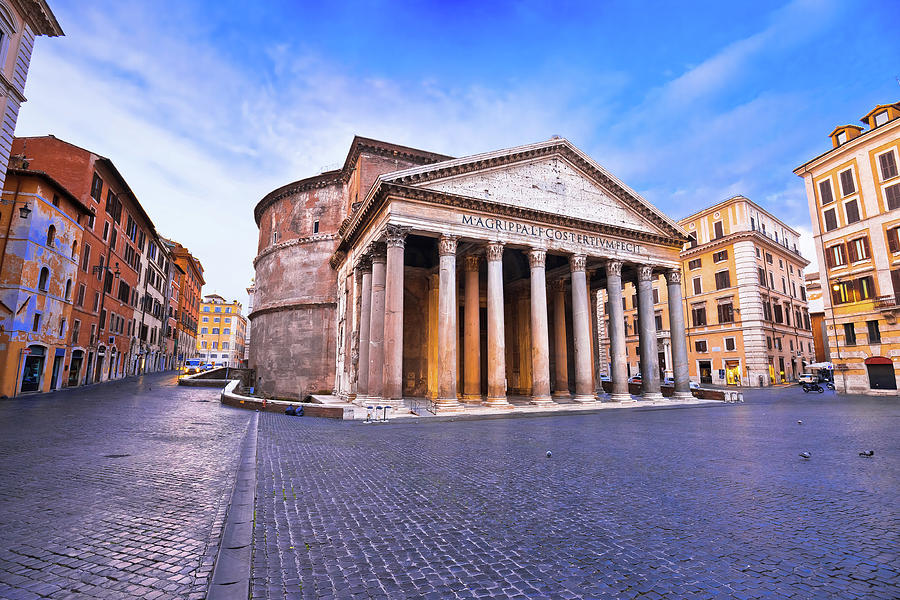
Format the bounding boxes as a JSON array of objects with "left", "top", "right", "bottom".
[
  {"left": 879, "top": 151, "right": 898, "bottom": 180},
  {"left": 825, "top": 244, "right": 846, "bottom": 268},
  {"left": 688, "top": 258, "right": 702, "bottom": 270},
  {"left": 691, "top": 305, "right": 707, "bottom": 327},
  {"left": 714, "top": 221, "right": 724, "bottom": 239},
  {"left": 845, "top": 199, "right": 860, "bottom": 224},
  {"left": 839, "top": 169, "right": 856, "bottom": 196},
  {"left": 848, "top": 237, "right": 870, "bottom": 262},
  {"left": 823, "top": 208, "right": 838, "bottom": 231},
  {"left": 757, "top": 267, "right": 766, "bottom": 286},
  {"left": 886, "top": 183, "right": 900, "bottom": 210},
  {"left": 888, "top": 227, "right": 900, "bottom": 253},
  {"left": 717, "top": 302, "right": 734, "bottom": 324},
  {"left": 692, "top": 277, "right": 702, "bottom": 295},
  {"left": 818, "top": 179, "right": 834, "bottom": 205},
  {"left": 714, "top": 270, "right": 731, "bottom": 290},
  {"left": 713, "top": 250, "right": 728, "bottom": 262}
]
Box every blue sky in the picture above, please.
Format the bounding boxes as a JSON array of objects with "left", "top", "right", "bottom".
[{"left": 15, "top": 0, "right": 900, "bottom": 306}]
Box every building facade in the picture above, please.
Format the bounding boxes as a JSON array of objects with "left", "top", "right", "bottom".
[
  {"left": 251, "top": 137, "right": 695, "bottom": 408},
  {"left": 0, "top": 167, "right": 90, "bottom": 396},
  {"left": 197, "top": 294, "right": 246, "bottom": 366},
  {"left": 0, "top": 0, "right": 62, "bottom": 192},
  {"left": 244, "top": 279, "right": 254, "bottom": 364},
  {"left": 794, "top": 101, "right": 900, "bottom": 393},
  {"left": 164, "top": 238, "right": 203, "bottom": 368}
]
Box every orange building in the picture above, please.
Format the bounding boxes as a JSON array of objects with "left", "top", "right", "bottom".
[{"left": 163, "top": 238, "right": 203, "bottom": 367}]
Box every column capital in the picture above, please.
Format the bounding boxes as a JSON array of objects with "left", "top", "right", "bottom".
[
  {"left": 464, "top": 254, "right": 481, "bottom": 272},
  {"left": 369, "top": 242, "right": 387, "bottom": 264},
  {"left": 485, "top": 241, "right": 505, "bottom": 262},
  {"left": 384, "top": 224, "right": 410, "bottom": 248},
  {"left": 569, "top": 254, "right": 587, "bottom": 272},
  {"left": 528, "top": 248, "right": 546, "bottom": 269},
  {"left": 438, "top": 235, "right": 457, "bottom": 256},
  {"left": 637, "top": 264, "right": 654, "bottom": 282},
  {"left": 356, "top": 255, "right": 372, "bottom": 274},
  {"left": 665, "top": 268, "right": 682, "bottom": 285},
  {"left": 606, "top": 260, "right": 623, "bottom": 277}
]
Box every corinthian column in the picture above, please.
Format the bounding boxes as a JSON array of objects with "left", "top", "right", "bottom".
[
  {"left": 529, "top": 249, "right": 552, "bottom": 404},
  {"left": 382, "top": 225, "right": 408, "bottom": 405},
  {"left": 606, "top": 260, "right": 631, "bottom": 401},
  {"left": 485, "top": 242, "right": 509, "bottom": 407},
  {"left": 666, "top": 268, "right": 693, "bottom": 399},
  {"left": 462, "top": 255, "right": 482, "bottom": 403},
  {"left": 436, "top": 235, "right": 460, "bottom": 410},
  {"left": 637, "top": 265, "right": 663, "bottom": 400},
  {"left": 366, "top": 244, "right": 387, "bottom": 401},
  {"left": 570, "top": 254, "right": 595, "bottom": 402},
  {"left": 550, "top": 280, "right": 570, "bottom": 398},
  {"left": 355, "top": 257, "right": 372, "bottom": 402}
]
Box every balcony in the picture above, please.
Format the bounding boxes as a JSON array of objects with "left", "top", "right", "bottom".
[{"left": 874, "top": 294, "right": 900, "bottom": 323}]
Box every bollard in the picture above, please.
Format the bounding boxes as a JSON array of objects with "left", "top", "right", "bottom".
[
  {"left": 738, "top": 392, "right": 744, "bottom": 403},
  {"left": 376, "top": 406, "right": 383, "bottom": 423},
  {"left": 384, "top": 406, "right": 391, "bottom": 422},
  {"left": 366, "top": 406, "right": 374, "bottom": 423}
]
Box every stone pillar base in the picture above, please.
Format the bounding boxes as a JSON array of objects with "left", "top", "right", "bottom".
[
  {"left": 460, "top": 394, "right": 483, "bottom": 404},
  {"left": 572, "top": 394, "right": 596, "bottom": 403},
  {"left": 672, "top": 391, "right": 694, "bottom": 400},
  {"left": 552, "top": 390, "right": 571, "bottom": 398},
  {"left": 530, "top": 396, "right": 554, "bottom": 405},
  {"left": 355, "top": 396, "right": 375, "bottom": 406},
  {"left": 484, "top": 397, "right": 514, "bottom": 409},
  {"left": 608, "top": 393, "right": 635, "bottom": 402},
  {"left": 434, "top": 397, "right": 462, "bottom": 411},
  {"left": 641, "top": 392, "right": 665, "bottom": 401}
]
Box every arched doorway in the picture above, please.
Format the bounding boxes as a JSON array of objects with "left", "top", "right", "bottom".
[{"left": 865, "top": 357, "right": 897, "bottom": 390}]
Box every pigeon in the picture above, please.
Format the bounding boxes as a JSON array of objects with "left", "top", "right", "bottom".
[
  {"left": 799, "top": 451, "right": 811, "bottom": 459},
  {"left": 858, "top": 450, "right": 874, "bottom": 457},
  {"left": 546, "top": 450, "right": 552, "bottom": 458},
  {"left": 797, "top": 420, "right": 802, "bottom": 425}
]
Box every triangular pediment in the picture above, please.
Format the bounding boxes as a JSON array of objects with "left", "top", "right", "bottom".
[{"left": 379, "top": 139, "right": 685, "bottom": 240}]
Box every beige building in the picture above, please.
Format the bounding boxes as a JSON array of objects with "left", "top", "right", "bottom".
[
  {"left": 609, "top": 196, "right": 814, "bottom": 386},
  {"left": 794, "top": 101, "right": 900, "bottom": 393},
  {"left": 197, "top": 294, "right": 246, "bottom": 367}
]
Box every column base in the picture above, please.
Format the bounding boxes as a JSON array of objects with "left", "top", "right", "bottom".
[
  {"left": 641, "top": 392, "right": 665, "bottom": 401},
  {"left": 433, "top": 397, "right": 462, "bottom": 412},
  {"left": 530, "top": 395, "right": 554, "bottom": 405},
  {"left": 608, "top": 393, "right": 635, "bottom": 403},
  {"left": 460, "top": 394, "right": 483, "bottom": 404},
  {"left": 672, "top": 391, "right": 695, "bottom": 400},
  {"left": 484, "top": 396, "right": 514, "bottom": 409},
  {"left": 572, "top": 394, "right": 596, "bottom": 403},
  {"left": 552, "top": 390, "right": 571, "bottom": 398}
]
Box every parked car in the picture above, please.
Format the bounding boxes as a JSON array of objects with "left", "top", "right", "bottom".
[
  {"left": 798, "top": 373, "right": 818, "bottom": 384},
  {"left": 598, "top": 373, "right": 611, "bottom": 382},
  {"left": 628, "top": 374, "right": 642, "bottom": 383},
  {"left": 184, "top": 359, "right": 202, "bottom": 375},
  {"left": 689, "top": 381, "right": 700, "bottom": 390}
]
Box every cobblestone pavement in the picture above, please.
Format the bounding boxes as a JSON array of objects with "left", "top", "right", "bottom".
[
  {"left": 254, "top": 387, "right": 899, "bottom": 599},
  {"left": 0, "top": 372, "right": 251, "bottom": 600}
]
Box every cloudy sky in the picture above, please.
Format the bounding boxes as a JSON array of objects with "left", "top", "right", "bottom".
[{"left": 16, "top": 0, "right": 900, "bottom": 307}]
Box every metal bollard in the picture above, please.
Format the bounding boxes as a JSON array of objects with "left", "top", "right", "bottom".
[
  {"left": 376, "top": 406, "right": 383, "bottom": 423},
  {"left": 738, "top": 392, "right": 744, "bottom": 403},
  {"left": 366, "top": 406, "right": 374, "bottom": 423},
  {"left": 383, "top": 406, "right": 391, "bottom": 422}
]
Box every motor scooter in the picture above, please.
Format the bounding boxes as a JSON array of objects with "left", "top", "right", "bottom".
[{"left": 802, "top": 382, "right": 824, "bottom": 393}]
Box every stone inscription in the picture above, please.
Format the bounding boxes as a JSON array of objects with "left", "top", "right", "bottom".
[{"left": 461, "top": 214, "right": 645, "bottom": 254}]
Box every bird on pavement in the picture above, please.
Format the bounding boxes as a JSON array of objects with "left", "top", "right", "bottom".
[
  {"left": 859, "top": 450, "right": 874, "bottom": 457},
  {"left": 546, "top": 450, "right": 552, "bottom": 458},
  {"left": 797, "top": 420, "right": 802, "bottom": 425},
  {"left": 799, "top": 451, "right": 811, "bottom": 459}
]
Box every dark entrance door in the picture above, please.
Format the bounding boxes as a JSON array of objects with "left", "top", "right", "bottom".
[
  {"left": 865, "top": 357, "right": 897, "bottom": 390},
  {"left": 68, "top": 351, "right": 83, "bottom": 387},
  {"left": 699, "top": 361, "right": 712, "bottom": 384},
  {"left": 21, "top": 346, "right": 46, "bottom": 393},
  {"left": 50, "top": 355, "right": 63, "bottom": 390},
  {"left": 95, "top": 356, "right": 104, "bottom": 383}
]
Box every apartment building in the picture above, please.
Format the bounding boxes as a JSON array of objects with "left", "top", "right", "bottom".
[
  {"left": 197, "top": 294, "right": 246, "bottom": 366},
  {"left": 794, "top": 101, "right": 900, "bottom": 393},
  {"left": 609, "top": 196, "right": 814, "bottom": 386},
  {"left": 164, "top": 238, "right": 203, "bottom": 367}
]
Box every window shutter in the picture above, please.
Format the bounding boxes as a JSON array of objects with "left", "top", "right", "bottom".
[
  {"left": 845, "top": 200, "right": 860, "bottom": 223},
  {"left": 886, "top": 184, "right": 900, "bottom": 210},
  {"left": 848, "top": 240, "right": 858, "bottom": 263},
  {"left": 861, "top": 236, "right": 870, "bottom": 259},
  {"left": 825, "top": 247, "right": 834, "bottom": 268},
  {"left": 880, "top": 151, "right": 898, "bottom": 180},
  {"left": 840, "top": 170, "right": 855, "bottom": 195},
  {"left": 888, "top": 228, "right": 900, "bottom": 253},
  {"left": 819, "top": 180, "right": 834, "bottom": 205}
]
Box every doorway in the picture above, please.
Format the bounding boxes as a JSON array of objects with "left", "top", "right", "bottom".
[
  {"left": 68, "top": 351, "right": 83, "bottom": 387},
  {"left": 20, "top": 346, "right": 46, "bottom": 393},
  {"left": 725, "top": 360, "right": 741, "bottom": 386},
  {"left": 865, "top": 357, "right": 897, "bottom": 390},
  {"left": 50, "top": 355, "right": 63, "bottom": 390},
  {"left": 699, "top": 360, "right": 712, "bottom": 384}
]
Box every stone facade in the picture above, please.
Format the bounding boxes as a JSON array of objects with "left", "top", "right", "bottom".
[{"left": 252, "top": 137, "right": 693, "bottom": 406}]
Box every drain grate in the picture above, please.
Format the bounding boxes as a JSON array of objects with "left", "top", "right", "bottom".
[{"left": 103, "top": 454, "right": 130, "bottom": 459}]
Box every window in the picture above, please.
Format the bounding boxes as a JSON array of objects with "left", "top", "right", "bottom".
[
  {"left": 714, "top": 270, "right": 730, "bottom": 290},
  {"left": 224, "top": 328, "right": 231, "bottom": 334},
  {"left": 724, "top": 337, "right": 736, "bottom": 352},
  {"left": 818, "top": 179, "right": 834, "bottom": 205},
  {"left": 769, "top": 272, "right": 775, "bottom": 288},
  {"left": 713, "top": 250, "right": 728, "bottom": 262},
  {"left": 32, "top": 312, "right": 41, "bottom": 332},
  {"left": 839, "top": 169, "right": 856, "bottom": 196},
  {"left": 313, "top": 220, "right": 319, "bottom": 234},
  {"left": 826, "top": 244, "right": 846, "bottom": 267},
  {"left": 843, "top": 323, "right": 856, "bottom": 345},
  {"left": 202, "top": 316, "right": 208, "bottom": 322},
  {"left": 38, "top": 267, "right": 49, "bottom": 291},
  {"left": 212, "top": 342, "right": 218, "bottom": 349},
  {"left": 691, "top": 304, "right": 707, "bottom": 327},
  {"left": 775, "top": 338, "right": 782, "bottom": 351},
  {"left": 46, "top": 225, "right": 55, "bottom": 247},
  {"left": 103, "top": 222, "right": 109, "bottom": 241},
  {"left": 76, "top": 284, "right": 85, "bottom": 307},
  {"left": 766, "top": 336, "right": 772, "bottom": 350},
  {"left": 201, "top": 341, "right": 207, "bottom": 349},
  {"left": 65, "top": 279, "right": 71, "bottom": 300},
  {"left": 867, "top": 320, "right": 881, "bottom": 343},
  {"left": 831, "top": 276, "right": 876, "bottom": 304},
  {"left": 226, "top": 307, "right": 232, "bottom": 313},
  {"left": 713, "top": 221, "right": 724, "bottom": 239},
  {"left": 213, "top": 317, "right": 220, "bottom": 323},
  {"left": 71, "top": 320, "right": 80, "bottom": 344},
  {"left": 222, "top": 342, "right": 230, "bottom": 350},
  {"left": 59, "top": 318, "right": 66, "bottom": 337},
  {"left": 878, "top": 151, "right": 898, "bottom": 180},
  {"left": 845, "top": 199, "right": 860, "bottom": 224},
  {"left": 204, "top": 306, "right": 210, "bottom": 312},
  {"left": 215, "top": 307, "right": 221, "bottom": 313},
  {"left": 886, "top": 183, "right": 900, "bottom": 211},
  {"left": 93, "top": 292, "right": 100, "bottom": 312},
  {"left": 717, "top": 302, "right": 734, "bottom": 324},
  {"left": 874, "top": 110, "right": 889, "bottom": 127},
  {"left": 694, "top": 340, "right": 708, "bottom": 353},
  {"left": 800, "top": 286, "right": 807, "bottom": 301},
  {"left": 888, "top": 226, "right": 900, "bottom": 254},
  {"left": 652, "top": 289, "right": 660, "bottom": 305},
  {"left": 692, "top": 277, "right": 702, "bottom": 295},
  {"left": 766, "top": 252, "right": 773, "bottom": 264},
  {"left": 201, "top": 327, "right": 208, "bottom": 334},
  {"left": 212, "top": 328, "right": 219, "bottom": 334},
  {"left": 782, "top": 277, "right": 787, "bottom": 294},
  {"left": 848, "top": 237, "right": 870, "bottom": 262},
  {"left": 758, "top": 267, "right": 766, "bottom": 286},
  {"left": 99, "top": 309, "right": 107, "bottom": 330},
  {"left": 90, "top": 173, "right": 103, "bottom": 201},
  {"left": 835, "top": 130, "right": 847, "bottom": 145},
  {"left": 823, "top": 208, "right": 837, "bottom": 231},
  {"left": 755, "top": 247, "right": 760, "bottom": 258}
]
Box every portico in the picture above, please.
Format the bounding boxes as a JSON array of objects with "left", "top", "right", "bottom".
[{"left": 332, "top": 139, "right": 692, "bottom": 409}]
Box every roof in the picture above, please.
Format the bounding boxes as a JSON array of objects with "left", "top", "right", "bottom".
[
  {"left": 14, "top": 0, "right": 64, "bottom": 36},
  {"left": 794, "top": 112, "right": 900, "bottom": 174},
  {"left": 253, "top": 135, "right": 451, "bottom": 225},
  {"left": 859, "top": 102, "right": 900, "bottom": 124},
  {"left": 678, "top": 195, "right": 801, "bottom": 237},
  {"left": 6, "top": 167, "right": 92, "bottom": 215},
  {"left": 827, "top": 124, "right": 863, "bottom": 137}
]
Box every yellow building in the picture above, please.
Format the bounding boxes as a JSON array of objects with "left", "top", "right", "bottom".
[
  {"left": 610, "top": 196, "right": 815, "bottom": 386},
  {"left": 794, "top": 101, "right": 900, "bottom": 393},
  {"left": 197, "top": 294, "right": 246, "bottom": 367}
]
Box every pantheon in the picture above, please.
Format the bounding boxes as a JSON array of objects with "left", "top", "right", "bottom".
[{"left": 250, "top": 136, "right": 693, "bottom": 409}]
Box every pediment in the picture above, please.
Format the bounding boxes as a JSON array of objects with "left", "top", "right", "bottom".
[{"left": 380, "top": 140, "right": 685, "bottom": 240}]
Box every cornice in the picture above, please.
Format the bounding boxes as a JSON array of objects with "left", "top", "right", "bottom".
[
  {"left": 794, "top": 116, "right": 900, "bottom": 175},
  {"left": 253, "top": 171, "right": 342, "bottom": 226},
  {"left": 680, "top": 230, "right": 810, "bottom": 267},
  {"left": 331, "top": 182, "right": 686, "bottom": 269},
  {"left": 253, "top": 233, "right": 338, "bottom": 267},
  {"left": 249, "top": 300, "right": 337, "bottom": 320}
]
